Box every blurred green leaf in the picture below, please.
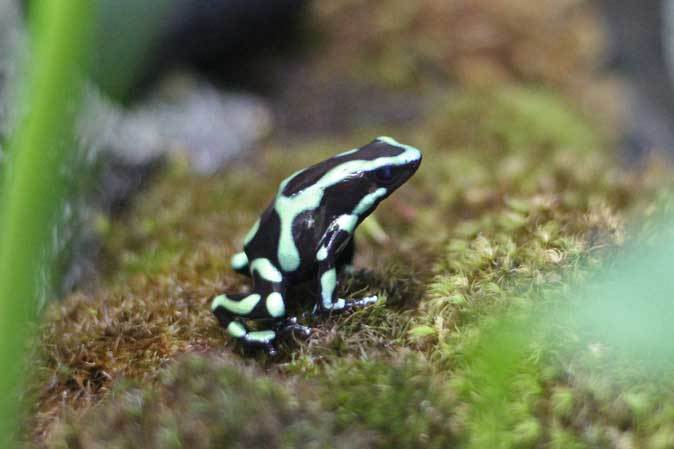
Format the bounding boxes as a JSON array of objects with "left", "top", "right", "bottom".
[{"left": 0, "top": 1, "right": 93, "bottom": 445}]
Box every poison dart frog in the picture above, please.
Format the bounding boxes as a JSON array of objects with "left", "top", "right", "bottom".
[{"left": 211, "top": 136, "right": 422, "bottom": 355}]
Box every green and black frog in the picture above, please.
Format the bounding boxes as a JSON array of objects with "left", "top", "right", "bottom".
[{"left": 212, "top": 136, "right": 422, "bottom": 355}]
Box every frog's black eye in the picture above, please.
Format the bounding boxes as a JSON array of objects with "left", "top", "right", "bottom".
[{"left": 374, "top": 166, "right": 395, "bottom": 183}]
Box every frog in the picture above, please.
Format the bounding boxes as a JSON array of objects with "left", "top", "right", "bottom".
[{"left": 211, "top": 136, "right": 422, "bottom": 355}]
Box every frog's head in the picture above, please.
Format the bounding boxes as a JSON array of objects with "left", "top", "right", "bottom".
[
  {"left": 319, "top": 136, "right": 422, "bottom": 215},
  {"left": 279, "top": 137, "right": 422, "bottom": 215},
  {"left": 354, "top": 136, "right": 422, "bottom": 194}
]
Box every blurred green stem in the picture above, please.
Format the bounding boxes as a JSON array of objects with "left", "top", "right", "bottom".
[{"left": 0, "top": 1, "right": 92, "bottom": 444}]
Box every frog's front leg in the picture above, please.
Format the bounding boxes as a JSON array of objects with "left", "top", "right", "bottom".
[
  {"left": 315, "top": 228, "right": 377, "bottom": 314},
  {"left": 211, "top": 258, "right": 298, "bottom": 356},
  {"left": 317, "top": 262, "right": 378, "bottom": 313},
  {"left": 336, "top": 237, "right": 356, "bottom": 274}
]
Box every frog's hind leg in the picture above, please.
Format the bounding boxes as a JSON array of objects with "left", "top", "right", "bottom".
[
  {"left": 315, "top": 234, "right": 377, "bottom": 315},
  {"left": 211, "top": 290, "right": 281, "bottom": 355},
  {"left": 212, "top": 267, "right": 310, "bottom": 355}
]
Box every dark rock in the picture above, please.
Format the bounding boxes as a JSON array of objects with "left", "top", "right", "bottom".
[{"left": 59, "top": 0, "right": 310, "bottom": 101}]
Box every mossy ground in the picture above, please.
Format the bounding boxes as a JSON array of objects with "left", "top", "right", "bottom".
[{"left": 24, "top": 2, "right": 674, "bottom": 448}]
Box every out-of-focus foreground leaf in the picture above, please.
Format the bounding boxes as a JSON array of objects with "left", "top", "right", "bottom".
[
  {"left": 0, "top": 1, "right": 92, "bottom": 445},
  {"left": 462, "top": 216, "right": 674, "bottom": 447}
]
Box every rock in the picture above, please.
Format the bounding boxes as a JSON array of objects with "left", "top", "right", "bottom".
[{"left": 83, "top": 73, "right": 273, "bottom": 176}]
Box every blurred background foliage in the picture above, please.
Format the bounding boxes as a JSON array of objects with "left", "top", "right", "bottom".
[{"left": 1, "top": 0, "right": 674, "bottom": 448}]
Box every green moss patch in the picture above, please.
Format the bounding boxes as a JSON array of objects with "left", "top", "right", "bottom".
[{"left": 46, "top": 354, "right": 373, "bottom": 449}]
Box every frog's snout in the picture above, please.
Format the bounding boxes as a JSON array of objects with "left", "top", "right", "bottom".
[{"left": 407, "top": 151, "right": 422, "bottom": 172}]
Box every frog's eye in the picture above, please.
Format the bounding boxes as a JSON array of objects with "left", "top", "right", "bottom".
[{"left": 374, "top": 166, "right": 395, "bottom": 183}]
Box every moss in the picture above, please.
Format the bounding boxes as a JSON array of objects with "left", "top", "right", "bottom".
[
  {"left": 319, "top": 355, "right": 456, "bottom": 449},
  {"left": 46, "top": 354, "right": 372, "bottom": 449},
  {"left": 26, "top": 85, "right": 674, "bottom": 448},
  {"left": 550, "top": 387, "right": 575, "bottom": 419},
  {"left": 402, "top": 88, "right": 671, "bottom": 448}
]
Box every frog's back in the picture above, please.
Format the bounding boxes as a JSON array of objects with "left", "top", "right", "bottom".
[
  {"left": 242, "top": 202, "right": 281, "bottom": 259},
  {"left": 240, "top": 137, "right": 422, "bottom": 281}
]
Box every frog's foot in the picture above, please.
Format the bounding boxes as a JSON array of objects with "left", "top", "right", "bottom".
[
  {"left": 316, "top": 295, "right": 378, "bottom": 315},
  {"left": 275, "top": 316, "right": 312, "bottom": 340},
  {"left": 230, "top": 322, "right": 279, "bottom": 356},
  {"left": 213, "top": 306, "right": 279, "bottom": 356},
  {"left": 341, "top": 295, "right": 379, "bottom": 312}
]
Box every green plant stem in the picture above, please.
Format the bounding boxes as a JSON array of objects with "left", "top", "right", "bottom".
[{"left": 0, "top": 1, "right": 92, "bottom": 444}]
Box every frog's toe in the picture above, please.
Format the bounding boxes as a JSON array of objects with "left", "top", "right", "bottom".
[
  {"left": 348, "top": 295, "right": 378, "bottom": 308},
  {"left": 276, "top": 317, "right": 312, "bottom": 339},
  {"left": 340, "top": 295, "right": 378, "bottom": 312},
  {"left": 316, "top": 295, "right": 379, "bottom": 316}
]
